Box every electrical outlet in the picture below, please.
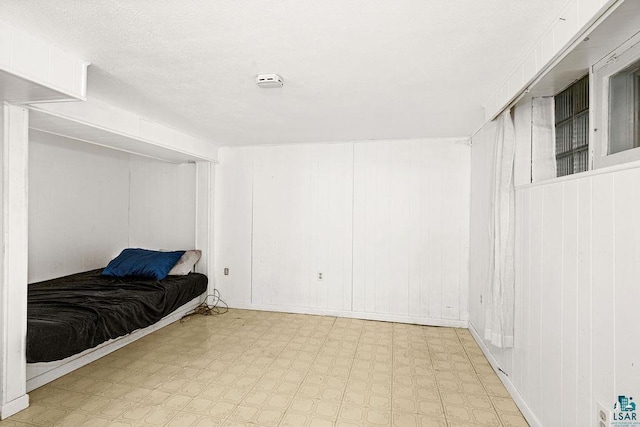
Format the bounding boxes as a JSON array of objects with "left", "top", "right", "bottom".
[
  {"left": 317, "top": 272, "right": 323, "bottom": 281},
  {"left": 598, "top": 402, "right": 611, "bottom": 427},
  {"left": 480, "top": 294, "right": 483, "bottom": 304},
  {"left": 223, "top": 267, "right": 229, "bottom": 276}
]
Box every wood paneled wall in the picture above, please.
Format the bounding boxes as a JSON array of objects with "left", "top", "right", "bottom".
[
  {"left": 28, "top": 131, "right": 131, "bottom": 282},
  {"left": 252, "top": 143, "right": 354, "bottom": 311},
  {"left": 29, "top": 131, "right": 197, "bottom": 283},
  {"left": 214, "top": 139, "right": 470, "bottom": 325},
  {"left": 352, "top": 140, "right": 469, "bottom": 320},
  {"left": 128, "top": 157, "right": 196, "bottom": 251},
  {"left": 470, "top": 130, "right": 640, "bottom": 426}
]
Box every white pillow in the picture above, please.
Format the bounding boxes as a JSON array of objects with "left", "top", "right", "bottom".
[{"left": 168, "top": 250, "right": 202, "bottom": 275}]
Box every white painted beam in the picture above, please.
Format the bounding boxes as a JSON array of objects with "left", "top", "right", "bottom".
[
  {"left": 29, "top": 98, "right": 218, "bottom": 163},
  {"left": 0, "top": 19, "right": 87, "bottom": 102},
  {"left": 0, "top": 103, "right": 29, "bottom": 419}
]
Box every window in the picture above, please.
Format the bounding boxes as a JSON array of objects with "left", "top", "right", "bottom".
[
  {"left": 554, "top": 75, "right": 589, "bottom": 177},
  {"left": 593, "top": 34, "right": 640, "bottom": 169},
  {"left": 608, "top": 59, "right": 640, "bottom": 154}
]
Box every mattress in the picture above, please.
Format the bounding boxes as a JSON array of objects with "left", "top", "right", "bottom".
[{"left": 27, "top": 269, "right": 207, "bottom": 363}]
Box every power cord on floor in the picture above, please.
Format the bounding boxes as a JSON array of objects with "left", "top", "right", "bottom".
[{"left": 180, "top": 289, "right": 228, "bottom": 321}]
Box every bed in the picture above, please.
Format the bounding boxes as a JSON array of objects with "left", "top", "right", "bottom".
[{"left": 27, "top": 268, "right": 208, "bottom": 363}]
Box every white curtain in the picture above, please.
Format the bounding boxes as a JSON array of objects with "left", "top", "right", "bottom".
[
  {"left": 484, "top": 109, "right": 516, "bottom": 348},
  {"left": 531, "top": 97, "right": 556, "bottom": 181}
]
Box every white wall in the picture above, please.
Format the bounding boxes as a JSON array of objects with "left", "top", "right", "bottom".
[
  {"left": 214, "top": 138, "right": 470, "bottom": 325},
  {"left": 128, "top": 157, "right": 196, "bottom": 250},
  {"left": 251, "top": 143, "right": 354, "bottom": 311},
  {"left": 212, "top": 147, "right": 253, "bottom": 304},
  {"left": 29, "top": 131, "right": 130, "bottom": 282},
  {"left": 28, "top": 130, "right": 197, "bottom": 283},
  {"left": 469, "top": 109, "right": 640, "bottom": 426},
  {"left": 353, "top": 140, "right": 470, "bottom": 321}
]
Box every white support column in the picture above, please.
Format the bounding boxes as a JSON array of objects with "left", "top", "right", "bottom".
[
  {"left": 195, "top": 161, "right": 215, "bottom": 300},
  {"left": 0, "top": 104, "right": 29, "bottom": 418}
]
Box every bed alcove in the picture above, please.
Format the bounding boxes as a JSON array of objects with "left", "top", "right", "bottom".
[
  {"left": 0, "top": 51, "right": 218, "bottom": 417},
  {"left": 24, "top": 102, "right": 219, "bottom": 386}
]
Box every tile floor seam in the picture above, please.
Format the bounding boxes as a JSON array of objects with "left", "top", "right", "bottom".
[
  {"left": 239, "top": 311, "right": 319, "bottom": 425},
  {"left": 128, "top": 310, "right": 263, "bottom": 426},
  {"left": 208, "top": 310, "right": 289, "bottom": 425},
  {"left": 337, "top": 317, "right": 365, "bottom": 422},
  {"left": 278, "top": 315, "right": 340, "bottom": 424},
  {"left": 146, "top": 312, "right": 264, "bottom": 426},
  {"left": 391, "top": 321, "right": 395, "bottom": 423},
  {"left": 253, "top": 313, "right": 339, "bottom": 425},
  {"left": 424, "top": 325, "right": 449, "bottom": 426}
]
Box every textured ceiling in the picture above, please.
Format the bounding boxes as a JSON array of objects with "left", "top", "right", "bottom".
[{"left": 0, "top": 1, "right": 569, "bottom": 146}]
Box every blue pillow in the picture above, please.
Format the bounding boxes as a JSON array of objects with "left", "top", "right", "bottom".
[{"left": 102, "top": 248, "right": 186, "bottom": 281}]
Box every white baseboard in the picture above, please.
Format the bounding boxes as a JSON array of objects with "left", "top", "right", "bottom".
[
  {"left": 0, "top": 394, "right": 29, "bottom": 419},
  {"left": 468, "top": 323, "right": 542, "bottom": 427},
  {"left": 26, "top": 296, "right": 203, "bottom": 392},
  {"left": 228, "top": 302, "right": 469, "bottom": 328}
]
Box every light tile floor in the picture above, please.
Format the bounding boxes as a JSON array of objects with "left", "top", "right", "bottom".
[{"left": 4, "top": 309, "right": 529, "bottom": 426}]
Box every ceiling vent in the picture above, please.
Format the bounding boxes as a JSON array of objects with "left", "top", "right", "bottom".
[{"left": 256, "top": 74, "right": 283, "bottom": 88}]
